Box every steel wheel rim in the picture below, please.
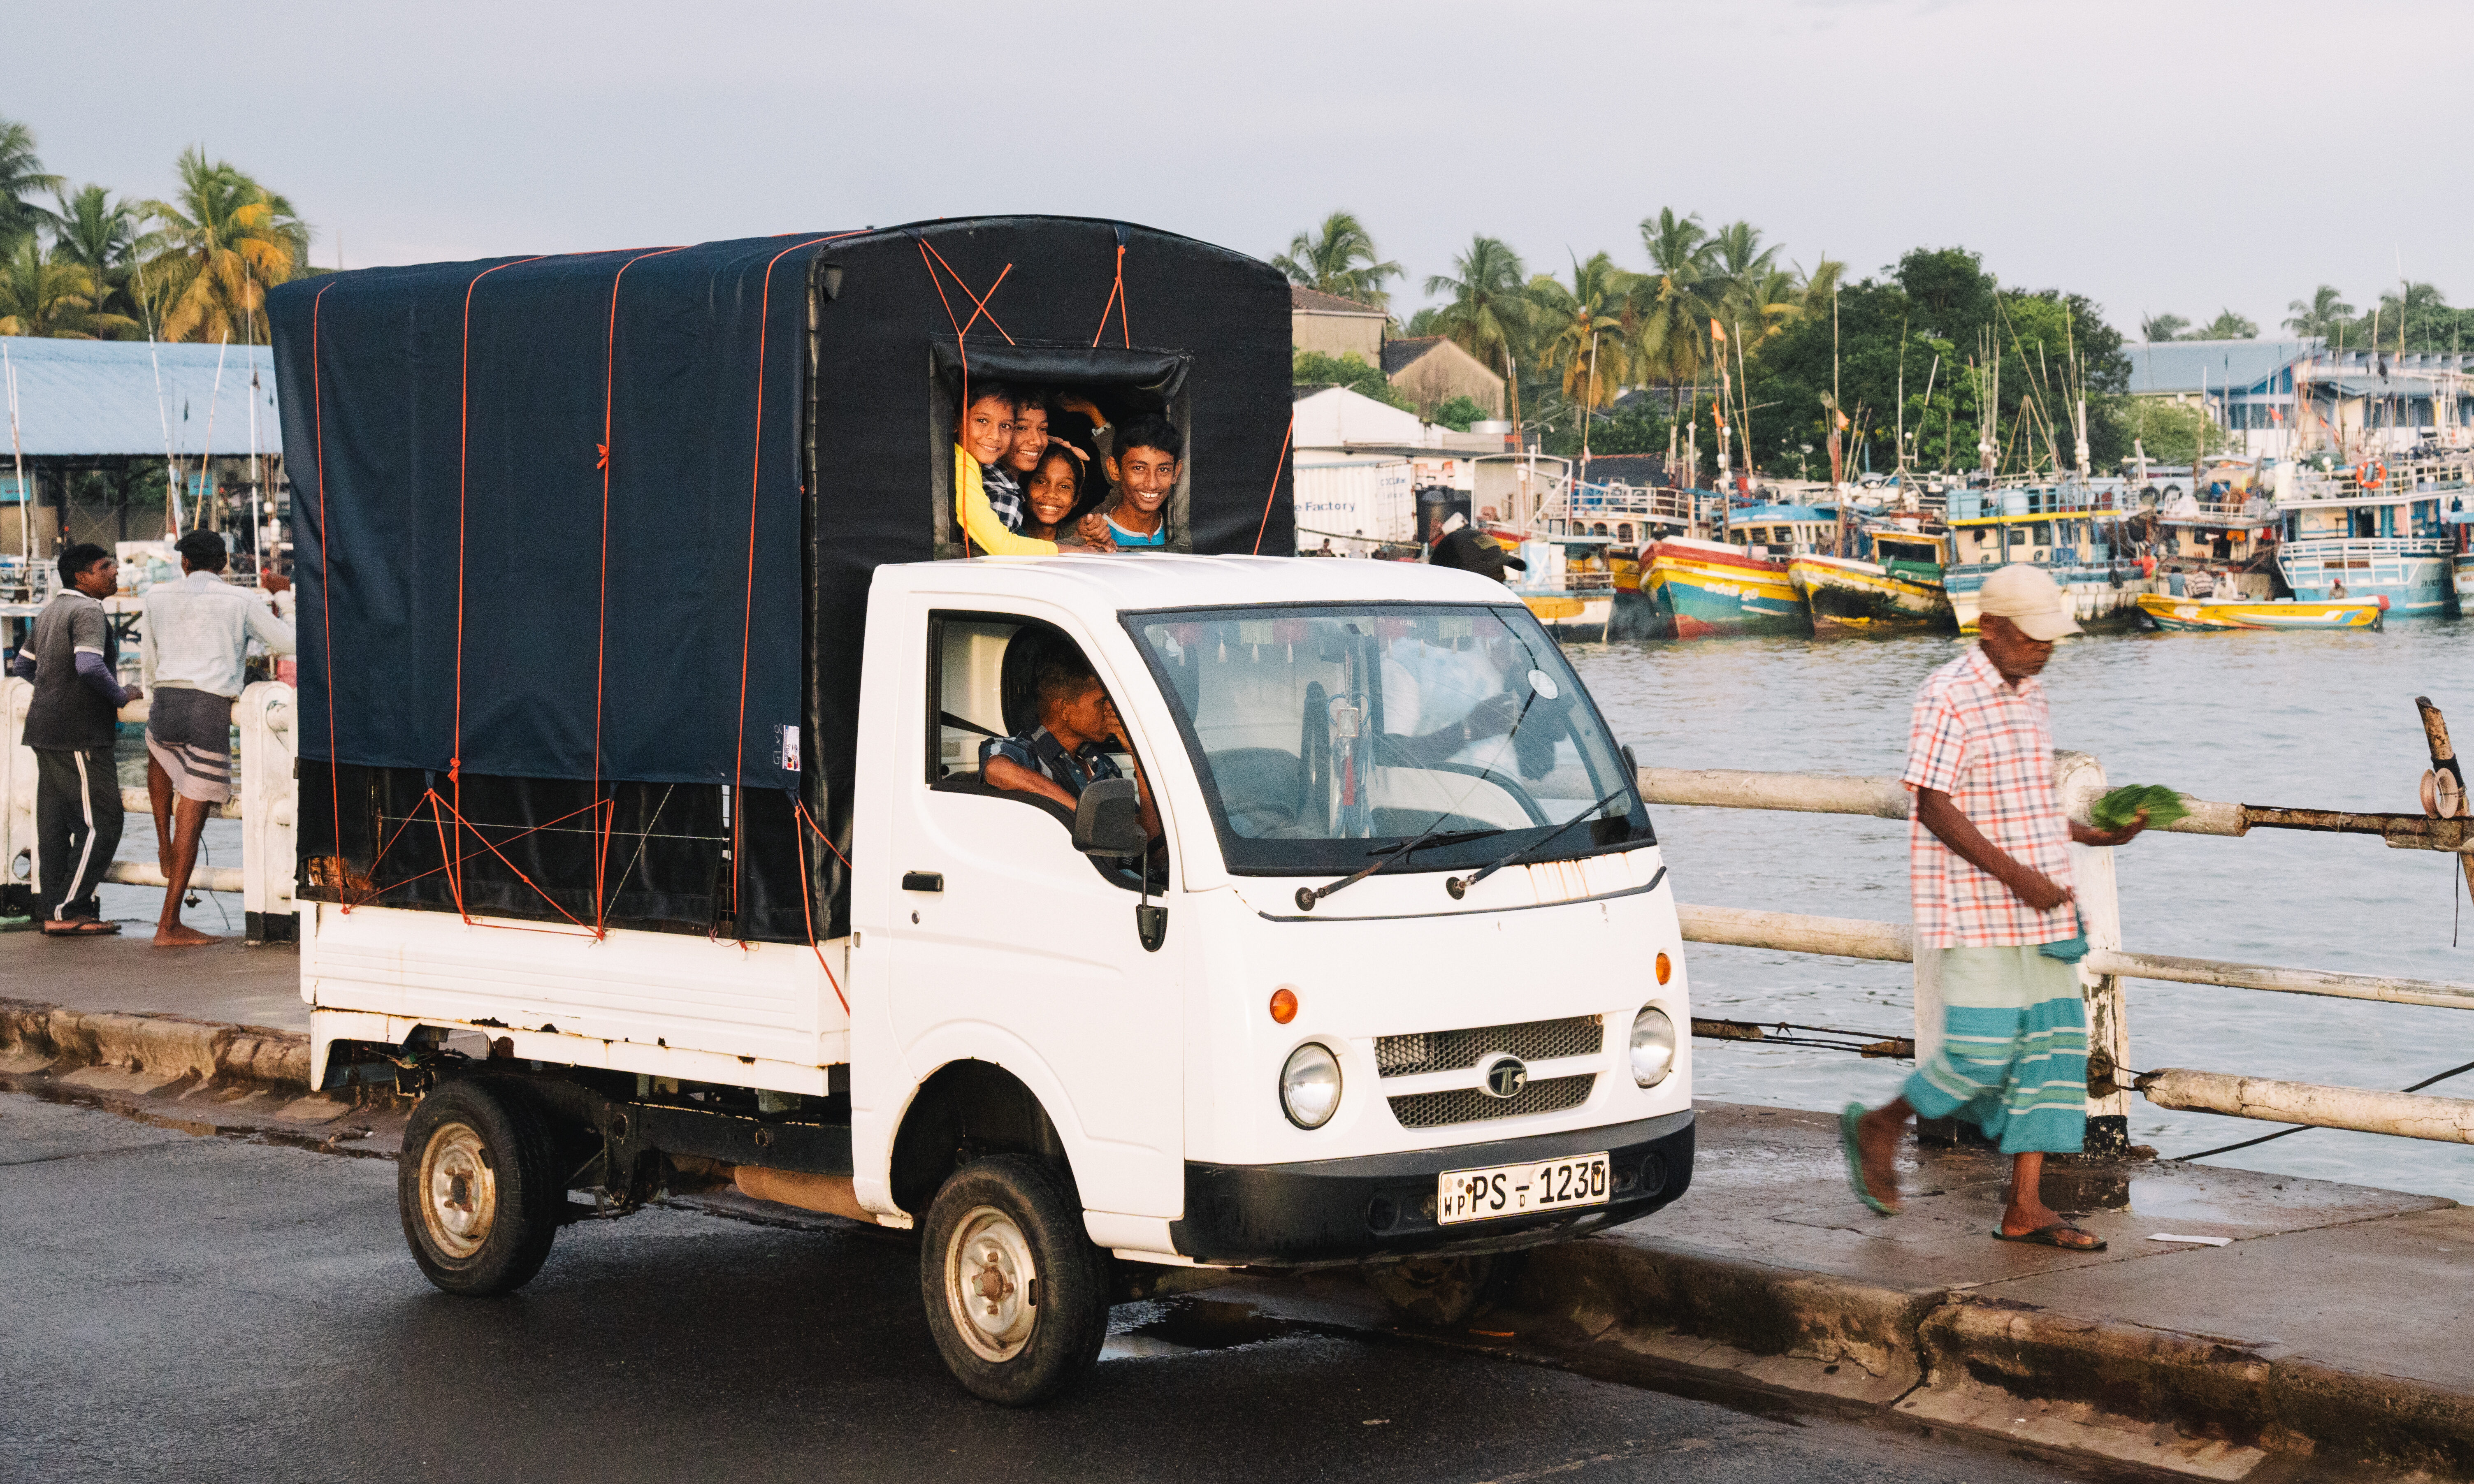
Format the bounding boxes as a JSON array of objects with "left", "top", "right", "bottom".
[
  {"left": 944, "top": 1204, "right": 1039, "bottom": 1362},
  {"left": 420, "top": 1120, "right": 497, "bottom": 1261}
]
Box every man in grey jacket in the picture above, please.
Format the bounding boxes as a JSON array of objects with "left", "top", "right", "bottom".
[
  {"left": 9, "top": 544, "right": 142, "bottom": 935},
  {"left": 140, "top": 530, "right": 294, "bottom": 947}
]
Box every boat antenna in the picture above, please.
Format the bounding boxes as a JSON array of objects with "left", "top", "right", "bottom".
[{"left": 2, "top": 343, "right": 25, "bottom": 565}]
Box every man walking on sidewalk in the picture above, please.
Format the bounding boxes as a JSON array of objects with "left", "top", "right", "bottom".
[
  {"left": 9, "top": 544, "right": 141, "bottom": 936},
  {"left": 140, "top": 530, "right": 295, "bottom": 948},
  {"left": 1843, "top": 563, "right": 2147, "bottom": 1250}
]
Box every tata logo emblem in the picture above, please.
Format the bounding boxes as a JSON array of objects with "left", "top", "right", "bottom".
[{"left": 1480, "top": 1054, "right": 1529, "bottom": 1100}]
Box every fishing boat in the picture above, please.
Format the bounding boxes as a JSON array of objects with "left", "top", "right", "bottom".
[
  {"left": 2135, "top": 594, "right": 2384, "bottom": 632},
  {"left": 1504, "top": 532, "right": 1617, "bottom": 642},
  {"left": 1787, "top": 521, "right": 1952, "bottom": 634},
  {"left": 2451, "top": 506, "right": 2474, "bottom": 614},
  {"left": 2271, "top": 454, "right": 2465, "bottom": 617},
  {"left": 1942, "top": 483, "right": 2148, "bottom": 632},
  {"left": 1641, "top": 503, "right": 1837, "bottom": 638}
]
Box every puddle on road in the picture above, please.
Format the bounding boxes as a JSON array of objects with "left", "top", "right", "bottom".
[{"left": 1099, "top": 1296, "right": 1314, "bottom": 1363}]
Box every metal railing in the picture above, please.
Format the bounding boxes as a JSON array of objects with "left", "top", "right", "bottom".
[
  {"left": 1641, "top": 719, "right": 2474, "bottom": 1150},
  {"left": 2, "top": 677, "right": 297, "bottom": 939}
]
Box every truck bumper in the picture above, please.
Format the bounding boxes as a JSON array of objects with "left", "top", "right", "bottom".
[{"left": 1168, "top": 1110, "right": 1693, "bottom": 1268}]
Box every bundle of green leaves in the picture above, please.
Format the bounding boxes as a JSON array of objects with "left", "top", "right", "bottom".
[{"left": 2091, "top": 784, "right": 2189, "bottom": 832}]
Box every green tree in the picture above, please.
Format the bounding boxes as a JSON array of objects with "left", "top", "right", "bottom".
[
  {"left": 0, "top": 238, "right": 133, "bottom": 339},
  {"left": 1293, "top": 349, "right": 1415, "bottom": 411},
  {"left": 2283, "top": 286, "right": 2352, "bottom": 339},
  {"left": 0, "top": 117, "right": 63, "bottom": 247},
  {"left": 2194, "top": 309, "right": 2257, "bottom": 339},
  {"left": 139, "top": 147, "right": 309, "bottom": 343},
  {"left": 1529, "top": 252, "right": 1633, "bottom": 418},
  {"left": 1272, "top": 210, "right": 1401, "bottom": 310},
  {"left": 1421, "top": 234, "right": 1531, "bottom": 429},
  {"left": 2139, "top": 312, "right": 2189, "bottom": 343},
  {"left": 1431, "top": 394, "right": 1488, "bottom": 432},
  {"left": 1630, "top": 208, "right": 1717, "bottom": 434},
  {"left": 44, "top": 185, "right": 143, "bottom": 333},
  {"left": 2124, "top": 397, "right": 2228, "bottom": 464}
]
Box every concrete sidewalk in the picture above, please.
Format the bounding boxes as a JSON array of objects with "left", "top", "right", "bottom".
[{"left": 1, "top": 960, "right": 2467, "bottom": 1479}]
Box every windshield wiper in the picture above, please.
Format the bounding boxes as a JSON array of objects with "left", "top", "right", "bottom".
[
  {"left": 1293, "top": 817, "right": 1497, "bottom": 912},
  {"left": 1444, "top": 788, "right": 1633, "bottom": 900}
]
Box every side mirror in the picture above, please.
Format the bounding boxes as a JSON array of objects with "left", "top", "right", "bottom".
[{"left": 1072, "top": 777, "right": 1149, "bottom": 858}]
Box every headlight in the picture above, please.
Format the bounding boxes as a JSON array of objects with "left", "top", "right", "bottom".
[
  {"left": 1280, "top": 1043, "right": 1342, "bottom": 1128},
  {"left": 1630, "top": 1006, "right": 1677, "bottom": 1088}
]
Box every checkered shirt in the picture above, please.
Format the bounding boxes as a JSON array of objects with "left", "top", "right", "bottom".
[{"left": 1903, "top": 646, "right": 2075, "bottom": 948}]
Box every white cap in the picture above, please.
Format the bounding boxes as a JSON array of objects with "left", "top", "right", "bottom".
[{"left": 1977, "top": 563, "right": 2081, "bottom": 641}]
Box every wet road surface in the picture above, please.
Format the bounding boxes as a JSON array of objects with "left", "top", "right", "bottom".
[{"left": 0, "top": 1092, "right": 2126, "bottom": 1484}]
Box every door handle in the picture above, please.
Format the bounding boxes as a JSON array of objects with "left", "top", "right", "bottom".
[{"left": 901, "top": 872, "right": 944, "bottom": 893}]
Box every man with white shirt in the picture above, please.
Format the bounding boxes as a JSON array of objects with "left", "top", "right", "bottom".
[{"left": 140, "top": 530, "right": 295, "bottom": 947}]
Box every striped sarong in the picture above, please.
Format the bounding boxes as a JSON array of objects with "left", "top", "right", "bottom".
[
  {"left": 1903, "top": 946, "right": 2088, "bottom": 1154},
  {"left": 145, "top": 686, "right": 235, "bottom": 805}
]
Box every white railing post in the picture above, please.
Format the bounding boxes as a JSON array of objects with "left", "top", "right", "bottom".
[
  {"left": 236, "top": 680, "right": 298, "bottom": 944},
  {"left": 1, "top": 675, "right": 34, "bottom": 915},
  {"left": 2055, "top": 749, "right": 2133, "bottom": 1153}
]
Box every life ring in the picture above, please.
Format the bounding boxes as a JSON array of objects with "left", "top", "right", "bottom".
[{"left": 2357, "top": 460, "right": 2386, "bottom": 490}]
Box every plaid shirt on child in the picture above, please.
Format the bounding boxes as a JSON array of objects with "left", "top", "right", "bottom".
[
  {"left": 981, "top": 463, "right": 1026, "bottom": 532},
  {"left": 1903, "top": 645, "right": 2075, "bottom": 948}
]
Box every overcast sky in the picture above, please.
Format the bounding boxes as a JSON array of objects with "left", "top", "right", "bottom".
[{"left": 17, "top": 0, "right": 2471, "bottom": 340}]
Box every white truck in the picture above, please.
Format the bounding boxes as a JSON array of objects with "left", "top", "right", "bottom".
[{"left": 270, "top": 220, "right": 1692, "bottom": 1405}]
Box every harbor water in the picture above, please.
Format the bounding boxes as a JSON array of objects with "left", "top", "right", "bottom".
[{"left": 1569, "top": 619, "right": 2474, "bottom": 1203}]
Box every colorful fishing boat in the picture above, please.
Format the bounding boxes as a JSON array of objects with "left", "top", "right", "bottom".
[
  {"left": 2135, "top": 594, "right": 2384, "bottom": 631},
  {"left": 2272, "top": 453, "right": 2465, "bottom": 616},
  {"left": 1943, "top": 487, "right": 2148, "bottom": 632},
  {"left": 1787, "top": 525, "right": 1952, "bottom": 634},
  {"left": 1643, "top": 533, "right": 1808, "bottom": 638},
  {"left": 1504, "top": 533, "right": 1616, "bottom": 642}
]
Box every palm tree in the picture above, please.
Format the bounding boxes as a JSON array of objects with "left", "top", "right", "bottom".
[
  {"left": 1271, "top": 210, "right": 1402, "bottom": 309},
  {"left": 1632, "top": 209, "right": 1716, "bottom": 426},
  {"left": 1531, "top": 253, "right": 1634, "bottom": 437},
  {"left": 2376, "top": 281, "right": 2450, "bottom": 350},
  {"left": 2195, "top": 309, "right": 2258, "bottom": 339},
  {"left": 0, "top": 239, "right": 132, "bottom": 339},
  {"left": 2284, "top": 286, "right": 2352, "bottom": 340},
  {"left": 44, "top": 185, "right": 142, "bottom": 329},
  {"left": 0, "top": 116, "right": 63, "bottom": 246},
  {"left": 1423, "top": 234, "right": 1530, "bottom": 427},
  {"left": 139, "top": 148, "right": 309, "bottom": 343},
  {"left": 2140, "top": 313, "right": 2189, "bottom": 343}
]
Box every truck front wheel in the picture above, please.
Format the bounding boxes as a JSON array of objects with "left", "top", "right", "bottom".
[
  {"left": 919, "top": 1155, "right": 1109, "bottom": 1405},
  {"left": 398, "top": 1078, "right": 563, "bottom": 1296}
]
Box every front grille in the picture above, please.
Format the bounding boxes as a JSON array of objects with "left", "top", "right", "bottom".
[
  {"left": 1388, "top": 1073, "right": 1596, "bottom": 1129},
  {"left": 1375, "top": 1015, "right": 1603, "bottom": 1078}
]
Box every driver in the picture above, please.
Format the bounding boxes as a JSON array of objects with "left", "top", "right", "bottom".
[{"left": 982, "top": 649, "right": 1163, "bottom": 844}]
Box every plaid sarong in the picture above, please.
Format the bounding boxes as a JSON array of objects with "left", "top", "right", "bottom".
[
  {"left": 145, "top": 686, "right": 235, "bottom": 805},
  {"left": 1904, "top": 946, "right": 2088, "bottom": 1154}
]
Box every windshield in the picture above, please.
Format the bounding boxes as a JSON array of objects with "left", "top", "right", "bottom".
[{"left": 1126, "top": 604, "right": 1652, "bottom": 876}]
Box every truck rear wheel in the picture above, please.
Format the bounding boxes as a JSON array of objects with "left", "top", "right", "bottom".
[
  {"left": 919, "top": 1155, "right": 1109, "bottom": 1405},
  {"left": 399, "top": 1078, "right": 563, "bottom": 1296}
]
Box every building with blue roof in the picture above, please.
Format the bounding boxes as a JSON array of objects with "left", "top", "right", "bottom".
[
  {"left": 2124, "top": 336, "right": 2474, "bottom": 456},
  {"left": 0, "top": 336, "right": 283, "bottom": 558}
]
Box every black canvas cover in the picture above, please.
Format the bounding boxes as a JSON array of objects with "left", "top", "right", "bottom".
[{"left": 270, "top": 216, "right": 1292, "bottom": 940}]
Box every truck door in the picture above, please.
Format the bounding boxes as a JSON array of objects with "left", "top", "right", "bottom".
[{"left": 882, "top": 607, "right": 1184, "bottom": 1221}]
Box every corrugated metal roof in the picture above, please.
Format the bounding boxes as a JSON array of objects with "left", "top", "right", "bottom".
[
  {"left": 2125, "top": 338, "right": 2319, "bottom": 396},
  {"left": 0, "top": 335, "right": 280, "bottom": 457}
]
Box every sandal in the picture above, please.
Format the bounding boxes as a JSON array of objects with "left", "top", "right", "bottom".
[
  {"left": 1840, "top": 1102, "right": 1896, "bottom": 1216},
  {"left": 41, "top": 917, "right": 122, "bottom": 937},
  {"left": 1992, "top": 1223, "right": 2106, "bottom": 1252}
]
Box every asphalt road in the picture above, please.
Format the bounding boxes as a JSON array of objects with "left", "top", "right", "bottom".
[{"left": 0, "top": 1092, "right": 2115, "bottom": 1484}]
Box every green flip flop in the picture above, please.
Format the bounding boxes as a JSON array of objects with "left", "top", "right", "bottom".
[{"left": 1840, "top": 1101, "right": 1895, "bottom": 1216}]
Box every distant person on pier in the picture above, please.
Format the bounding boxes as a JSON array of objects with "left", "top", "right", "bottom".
[
  {"left": 139, "top": 529, "right": 295, "bottom": 948},
  {"left": 9, "top": 543, "right": 139, "bottom": 936},
  {"left": 1843, "top": 563, "right": 2147, "bottom": 1250}
]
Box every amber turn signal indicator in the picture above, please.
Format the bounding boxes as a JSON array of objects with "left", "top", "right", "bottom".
[
  {"left": 1269, "top": 988, "right": 1299, "bottom": 1024},
  {"left": 1655, "top": 952, "right": 1672, "bottom": 985}
]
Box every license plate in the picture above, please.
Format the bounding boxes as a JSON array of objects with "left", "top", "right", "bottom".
[{"left": 1436, "top": 1152, "right": 1610, "bottom": 1225}]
